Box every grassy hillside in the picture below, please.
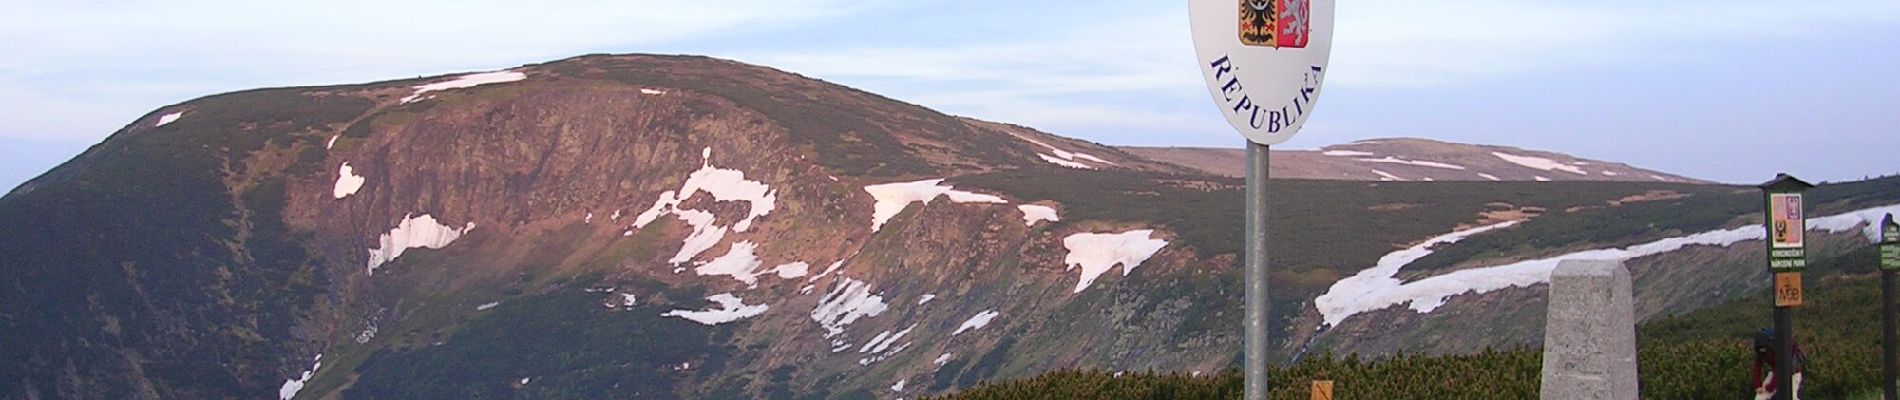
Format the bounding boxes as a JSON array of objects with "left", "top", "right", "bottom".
[
  {"left": 0, "top": 88, "right": 367, "bottom": 398},
  {"left": 344, "top": 287, "right": 739, "bottom": 399},
  {"left": 1408, "top": 176, "right": 1900, "bottom": 277},
  {"left": 935, "top": 240, "right": 1897, "bottom": 400}
]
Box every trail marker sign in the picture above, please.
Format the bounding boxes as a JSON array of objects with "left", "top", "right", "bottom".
[
  {"left": 1310, "top": 380, "right": 1334, "bottom": 400},
  {"left": 1882, "top": 215, "right": 1898, "bottom": 271},
  {"left": 1760, "top": 175, "right": 1812, "bottom": 273},
  {"left": 1775, "top": 272, "right": 1803, "bottom": 307}
]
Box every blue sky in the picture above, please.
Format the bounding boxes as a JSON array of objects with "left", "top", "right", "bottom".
[{"left": 2, "top": 0, "right": 1897, "bottom": 190}]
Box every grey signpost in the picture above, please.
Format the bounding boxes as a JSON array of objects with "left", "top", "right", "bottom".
[
  {"left": 1883, "top": 214, "right": 1898, "bottom": 400},
  {"left": 1189, "top": 2, "right": 1335, "bottom": 400},
  {"left": 1243, "top": 135, "right": 1271, "bottom": 399},
  {"left": 1759, "top": 174, "right": 1811, "bottom": 400}
]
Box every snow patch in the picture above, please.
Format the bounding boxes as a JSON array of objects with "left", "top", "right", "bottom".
[
  {"left": 277, "top": 354, "right": 322, "bottom": 400},
  {"left": 1492, "top": 152, "right": 1586, "bottom": 175},
  {"left": 857, "top": 341, "right": 913, "bottom": 366},
  {"left": 332, "top": 163, "right": 366, "bottom": 199},
  {"left": 864, "top": 179, "right": 1006, "bottom": 232},
  {"left": 1018, "top": 204, "right": 1060, "bottom": 226},
  {"left": 694, "top": 241, "right": 765, "bottom": 286},
  {"left": 641, "top": 88, "right": 667, "bottom": 95},
  {"left": 662, "top": 293, "right": 768, "bottom": 325},
  {"left": 811, "top": 278, "right": 888, "bottom": 337},
  {"left": 155, "top": 111, "right": 183, "bottom": 127},
  {"left": 953, "top": 310, "right": 1000, "bottom": 335},
  {"left": 1020, "top": 137, "right": 1115, "bottom": 168},
  {"left": 1356, "top": 156, "right": 1468, "bottom": 170},
  {"left": 1534, "top": 176, "right": 1551, "bottom": 182},
  {"left": 476, "top": 301, "right": 500, "bottom": 311},
  {"left": 1478, "top": 173, "right": 1501, "bottom": 181},
  {"left": 621, "top": 293, "right": 638, "bottom": 307},
  {"left": 1369, "top": 169, "right": 1405, "bottom": 182},
  {"left": 859, "top": 331, "right": 892, "bottom": 353},
  {"left": 355, "top": 324, "right": 377, "bottom": 344},
  {"left": 1072, "top": 153, "right": 1113, "bottom": 164},
  {"left": 689, "top": 242, "right": 809, "bottom": 285},
  {"left": 633, "top": 148, "right": 777, "bottom": 264},
  {"left": 584, "top": 212, "right": 594, "bottom": 224},
  {"left": 934, "top": 353, "right": 955, "bottom": 366},
  {"left": 917, "top": 294, "right": 937, "bottom": 305},
  {"left": 1038, "top": 153, "right": 1095, "bottom": 169},
  {"left": 1316, "top": 203, "right": 1900, "bottom": 326},
  {"left": 1062, "top": 230, "right": 1169, "bottom": 292},
  {"left": 1313, "top": 220, "right": 1521, "bottom": 326},
  {"left": 1321, "top": 150, "right": 1375, "bottom": 157},
  {"left": 772, "top": 262, "right": 811, "bottom": 279},
  {"left": 808, "top": 260, "right": 846, "bottom": 282},
  {"left": 860, "top": 323, "right": 916, "bottom": 354},
  {"left": 366, "top": 214, "right": 474, "bottom": 275},
  {"left": 892, "top": 379, "right": 907, "bottom": 392},
  {"left": 401, "top": 70, "right": 527, "bottom": 104},
  {"left": 325, "top": 135, "right": 339, "bottom": 149}
]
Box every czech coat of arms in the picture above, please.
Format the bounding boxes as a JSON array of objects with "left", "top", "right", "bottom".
[{"left": 1239, "top": 0, "right": 1309, "bottom": 48}]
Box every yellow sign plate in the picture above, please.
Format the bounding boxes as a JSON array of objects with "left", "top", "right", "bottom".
[
  {"left": 1311, "top": 380, "right": 1334, "bottom": 400},
  {"left": 1774, "top": 272, "right": 1802, "bottom": 307}
]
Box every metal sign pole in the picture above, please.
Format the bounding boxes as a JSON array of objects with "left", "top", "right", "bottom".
[
  {"left": 1189, "top": 3, "right": 1333, "bottom": 398},
  {"left": 1244, "top": 141, "right": 1271, "bottom": 400},
  {"left": 1883, "top": 214, "right": 1898, "bottom": 400}
]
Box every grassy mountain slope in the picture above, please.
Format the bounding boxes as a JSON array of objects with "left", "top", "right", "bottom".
[
  {"left": 937, "top": 239, "right": 1898, "bottom": 399},
  {"left": 3, "top": 52, "right": 1887, "bottom": 400}
]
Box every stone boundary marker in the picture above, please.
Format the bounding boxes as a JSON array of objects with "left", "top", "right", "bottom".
[{"left": 1540, "top": 259, "right": 1639, "bottom": 400}]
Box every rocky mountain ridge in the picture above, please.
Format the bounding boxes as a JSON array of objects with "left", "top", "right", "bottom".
[
  {"left": 1121, "top": 138, "right": 1705, "bottom": 183},
  {"left": 2, "top": 53, "right": 1891, "bottom": 400}
]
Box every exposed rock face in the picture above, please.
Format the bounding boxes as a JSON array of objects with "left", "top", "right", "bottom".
[{"left": 0, "top": 54, "right": 1227, "bottom": 400}]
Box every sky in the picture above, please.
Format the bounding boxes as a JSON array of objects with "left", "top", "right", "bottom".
[{"left": 2, "top": 0, "right": 1897, "bottom": 190}]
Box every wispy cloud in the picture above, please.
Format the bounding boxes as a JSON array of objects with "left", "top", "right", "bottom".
[
  {"left": 1, "top": 0, "right": 1895, "bottom": 149},
  {"left": 0, "top": 0, "right": 888, "bottom": 141},
  {"left": 1330, "top": 0, "right": 1900, "bottom": 87},
  {"left": 726, "top": 5, "right": 1211, "bottom": 144}
]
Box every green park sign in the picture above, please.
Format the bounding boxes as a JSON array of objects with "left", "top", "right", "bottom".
[{"left": 1883, "top": 216, "right": 1898, "bottom": 271}]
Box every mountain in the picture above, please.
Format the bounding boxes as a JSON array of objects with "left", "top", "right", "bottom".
[
  {"left": 1120, "top": 138, "right": 1706, "bottom": 183},
  {"left": 2, "top": 53, "right": 1893, "bottom": 400}
]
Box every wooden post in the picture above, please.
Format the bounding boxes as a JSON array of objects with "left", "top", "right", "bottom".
[
  {"left": 1758, "top": 174, "right": 1812, "bottom": 400},
  {"left": 1881, "top": 214, "right": 1898, "bottom": 400}
]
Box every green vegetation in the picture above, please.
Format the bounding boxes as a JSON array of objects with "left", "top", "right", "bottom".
[
  {"left": 955, "top": 169, "right": 1722, "bottom": 348},
  {"left": 0, "top": 87, "right": 371, "bottom": 398},
  {"left": 937, "top": 240, "right": 1898, "bottom": 399},
  {"left": 347, "top": 288, "right": 736, "bottom": 400},
  {"left": 1409, "top": 176, "right": 1900, "bottom": 277}
]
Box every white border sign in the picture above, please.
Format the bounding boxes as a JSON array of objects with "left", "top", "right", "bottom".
[{"left": 1190, "top": 0, "right": 1335, "bottom": 145}]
